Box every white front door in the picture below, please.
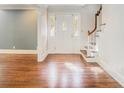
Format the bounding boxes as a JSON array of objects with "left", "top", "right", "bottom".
[{"left": 48, "top": 14, "right": 81, "bottom": 54}]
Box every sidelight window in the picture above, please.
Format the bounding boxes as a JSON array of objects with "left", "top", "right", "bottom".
[
  {"left": 49, "top": 15, "right": 56, "bottom": 36},
  {"left": 62, "top": 19, "right": 67, "bottom": 31},
  {"left": 73, "top": 15, "right": 80, "bottom": 37}
]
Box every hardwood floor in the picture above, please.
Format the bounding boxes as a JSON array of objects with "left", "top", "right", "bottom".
[{"left": 0, "top": 54, "right": 122, "bottom": 88}]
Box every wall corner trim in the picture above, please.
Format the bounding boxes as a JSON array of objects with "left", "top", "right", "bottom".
[{"left": 38, "top": 51, "right": 48, "bottom": 62}]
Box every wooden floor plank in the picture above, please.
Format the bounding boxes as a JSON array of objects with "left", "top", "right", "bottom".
[{"left": 0, "top": 54, "right": 122, "bottom": 88}]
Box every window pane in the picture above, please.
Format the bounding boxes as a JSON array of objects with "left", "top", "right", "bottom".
[
  {"left": 50, "top": 16, "right": 56, "bottom": 36},
  {"left": 62, "top": 20, "right": 67, "bottom": 31},
  {"left": 73, "top": 15, "right": 80, "bottom": 37}
]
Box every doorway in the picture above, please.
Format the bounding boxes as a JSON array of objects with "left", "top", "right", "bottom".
[{"left": 48, "top": 14, "right": 81, "bottom": 54}]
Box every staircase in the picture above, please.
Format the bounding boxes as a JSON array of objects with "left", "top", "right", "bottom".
[{"left": 81, "top": 5, "right": 104, "bottom": 62}]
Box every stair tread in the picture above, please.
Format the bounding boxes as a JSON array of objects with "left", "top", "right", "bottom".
[
  {"left": 86, "top": 56, "right": 95, "bottom": 58},
  {"left": 80, "top": 50, "right": 95, "bottom": 58}
]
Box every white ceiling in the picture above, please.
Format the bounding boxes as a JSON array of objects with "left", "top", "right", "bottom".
[
  {"left": 0, "top": 4, "right": 40, "bottom": 9},
  {"left": 0, "top": 4, "right": 86, "bottom": 10}
]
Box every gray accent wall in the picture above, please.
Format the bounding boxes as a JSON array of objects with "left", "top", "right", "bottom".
[{"left": 0, "top": 10, "right": 37, "bottom": 50}]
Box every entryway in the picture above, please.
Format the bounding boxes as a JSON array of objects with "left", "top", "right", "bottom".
[{"left": 48, "top": 14, "right": 81, "bottom": 54}]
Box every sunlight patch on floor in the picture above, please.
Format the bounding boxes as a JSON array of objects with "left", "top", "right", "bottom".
[
  {"left": 64, "top": 62, "right": 83, "bottom": 72},
  {"left": 90, "top": 67, "right": 103, "bottom": 75},
  {"left": 48, "top": 63, "right": 58, "bottom": 87}
]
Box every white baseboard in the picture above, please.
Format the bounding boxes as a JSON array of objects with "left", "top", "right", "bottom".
[
  {"left": 98, "top": 59, "right": 124, "bottom": 87},
  {"left": 0, "top": 49, "right": 37, "bottom": 54},
  {"left": 38, "top": 51, "right": 80, "bottom": 62},
  {"left": 48, "top": 51, "right": 80, "bottom": 54}
]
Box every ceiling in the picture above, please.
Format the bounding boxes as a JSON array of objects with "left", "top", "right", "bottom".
[{"left": 0, "top": 4, "right": 86, "bottom": 10}]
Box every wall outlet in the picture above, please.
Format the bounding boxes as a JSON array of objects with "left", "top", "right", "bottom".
[{"left": 13, "top": 46, "right": 15, "bottom": 49}]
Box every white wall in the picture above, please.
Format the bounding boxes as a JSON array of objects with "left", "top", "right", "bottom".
[{"left": 98, "top": 4, "right": 124, "bottom": 87}]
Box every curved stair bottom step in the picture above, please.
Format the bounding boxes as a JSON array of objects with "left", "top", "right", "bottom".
[{"left": 80, "top": 52, "right": 99, "bottom": 63}]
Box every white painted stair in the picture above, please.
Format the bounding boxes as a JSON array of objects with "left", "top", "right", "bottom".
[{"left": 80, "top": 49, "right": 99, "bottom": 63}]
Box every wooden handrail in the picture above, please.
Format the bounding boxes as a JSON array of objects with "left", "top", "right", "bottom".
[{"left": 88, "top": 5, "right": 102, "bottom": 36}]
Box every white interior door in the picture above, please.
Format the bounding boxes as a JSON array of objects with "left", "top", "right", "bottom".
[{"left": 48, "top": 14, "right": 81, "bottom": 54}]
